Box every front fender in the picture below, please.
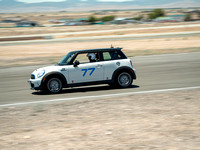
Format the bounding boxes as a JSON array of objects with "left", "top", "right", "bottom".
[{"left": 41, "top": 72, "right": 68, "bottom": 88}]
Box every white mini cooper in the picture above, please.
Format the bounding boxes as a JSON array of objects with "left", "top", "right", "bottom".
[{"left": 29, "top": 48, "right": 136, "bottom": 94}]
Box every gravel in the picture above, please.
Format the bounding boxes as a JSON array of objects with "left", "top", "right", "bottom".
[{"left": 0, "top": 89, "right": 200, "bottom": 149}]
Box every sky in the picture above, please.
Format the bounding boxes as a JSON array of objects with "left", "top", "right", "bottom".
[
  {"left": 17, "top": 0, "right": 66, "bottom": 3},
  {"left": 16, "top": 0, "right": 132, "bottom": 3}
]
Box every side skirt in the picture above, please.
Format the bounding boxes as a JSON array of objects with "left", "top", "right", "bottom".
[{"left": 67, "top": 80, "right": 112, "bottom": 88}]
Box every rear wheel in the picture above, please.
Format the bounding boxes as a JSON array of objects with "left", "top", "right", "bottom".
[
  {"left": 116, "top": 72, "right": 133, "bottom": 88},
  {"left": 46, "top": 77, "right": 62, "bottom": 94}
]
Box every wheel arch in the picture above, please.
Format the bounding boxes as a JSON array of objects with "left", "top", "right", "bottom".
[
  {"left": 112, "top": 66, "right": 136, "bottom": 82},
  {"left": 41, "top": 72, "right": 68, "bottom": 88}
]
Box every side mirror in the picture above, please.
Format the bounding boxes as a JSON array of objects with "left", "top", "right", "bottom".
[{"left": 73, "top": 60, "right": 80, "bottom": 67}]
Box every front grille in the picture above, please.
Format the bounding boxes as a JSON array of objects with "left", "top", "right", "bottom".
[{"left": 31, "top": 74, "right": 35, "bottom": 79}]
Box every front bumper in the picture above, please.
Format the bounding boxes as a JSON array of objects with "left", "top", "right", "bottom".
[{"left": 28, "top": 78, "right": 43, "bottom": 90}]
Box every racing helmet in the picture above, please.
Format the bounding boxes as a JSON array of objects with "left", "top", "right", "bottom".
[{"left": 87, "top": 53, "right": 96, "bottom": 60}]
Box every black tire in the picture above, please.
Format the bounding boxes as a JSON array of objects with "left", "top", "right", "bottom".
[
  {"left": 46, "top": 77, "right": 62, "bottom": 94},
  {"left": 116, "top": 72, "right": 133, "bottom": 88}
]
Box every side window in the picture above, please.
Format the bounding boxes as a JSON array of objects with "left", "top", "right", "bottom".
[
  {"left": 110, "top": 51, "right": 122, "bottom": 60},
  {"left": 102, "top": 51, "right": 123, "bottom": 61},
  {"left": 73, "top": 53, "right": 90, "bottom": 64},
  {"left": 102, "top": 52, "right": 111, "bottom": 61},
  {"left": 73, "top": 52, "right": 99, "bottom": 64}
]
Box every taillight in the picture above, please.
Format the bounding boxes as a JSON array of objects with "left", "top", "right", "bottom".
[{"left": 130, "top": 60, "right": 133, "bottom": 68}]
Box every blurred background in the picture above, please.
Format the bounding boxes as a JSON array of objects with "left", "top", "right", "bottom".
[{"left": 0, "top": 0, "right": 200, "bottom": 67}]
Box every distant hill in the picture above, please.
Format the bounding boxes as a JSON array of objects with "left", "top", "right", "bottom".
[
  {"left": 0, "top": 0, "right": 23, "bottom": 7},
  {"left": 0, "top": 0, "right": 200, "bottom": 13}
]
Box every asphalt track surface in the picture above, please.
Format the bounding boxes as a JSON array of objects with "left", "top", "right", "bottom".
[{"left": 0, "top": 52, "right": 200, "bottom": 106}]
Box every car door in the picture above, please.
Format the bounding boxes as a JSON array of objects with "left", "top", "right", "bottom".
[{"left": 67, "top": 53, "right": 104, "bottom": 84}]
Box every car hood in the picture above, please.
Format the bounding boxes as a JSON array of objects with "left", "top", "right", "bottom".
[{"left": 32, "top": 65, "right": 61, "bottom": 75}]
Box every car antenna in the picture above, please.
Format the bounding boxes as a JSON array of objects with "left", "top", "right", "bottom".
[{"left": 111, "top": 44, "right": 114, "bottom": 48}]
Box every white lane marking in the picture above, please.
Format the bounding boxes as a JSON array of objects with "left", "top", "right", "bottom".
[{"left": 0, "top": 86, "right": 200, "bottom": 107}]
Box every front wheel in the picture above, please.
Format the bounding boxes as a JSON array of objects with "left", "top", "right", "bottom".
[
  {"left": 116, "top": 72, "right": 133, "bottom": 88},
  {"left": 46, "top": 78, "right": 62, "bottom": 94}
]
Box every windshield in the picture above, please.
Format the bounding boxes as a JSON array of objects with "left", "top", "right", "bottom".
[{"left": 58, "top": 52, "right": 75, "bottom": 65}]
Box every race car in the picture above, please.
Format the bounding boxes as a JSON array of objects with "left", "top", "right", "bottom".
[{"left": 28, "top": 47, "right": 136, "bottom": 94}]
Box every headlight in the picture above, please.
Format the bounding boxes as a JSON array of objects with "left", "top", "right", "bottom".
[{"left": 37, "top": 69, "right": 45, "bottom": 78}]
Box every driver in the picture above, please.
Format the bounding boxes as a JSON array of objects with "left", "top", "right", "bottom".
[{"left": 87, "top": 53, "right": 96, "bottom": 62}]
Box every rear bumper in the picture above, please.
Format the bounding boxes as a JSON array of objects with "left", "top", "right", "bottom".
[{"left": 131, "top": 69, "right": 136, "bottom": 80}]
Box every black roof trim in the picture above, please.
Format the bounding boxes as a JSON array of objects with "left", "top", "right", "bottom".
[{"left": 71, "top": 48, "right": 123, "bottom": 53}]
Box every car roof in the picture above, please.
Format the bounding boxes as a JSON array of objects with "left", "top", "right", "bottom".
[{"left": 71, "top": 48, "right": 123, "bottom": 53}]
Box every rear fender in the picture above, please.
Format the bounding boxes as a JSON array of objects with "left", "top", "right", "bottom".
[{"left": 112, "top": 66, "right": 136, "bottom": 83}]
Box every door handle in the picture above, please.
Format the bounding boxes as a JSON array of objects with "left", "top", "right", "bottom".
[{"left": 97, "top": 64, "right": 103, "bottom": 68}]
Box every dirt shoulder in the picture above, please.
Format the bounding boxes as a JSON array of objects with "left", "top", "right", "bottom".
[
  {"left": 0, "top": 89, "right": 199, "bottom": 149},
  {"left": 1, "top": 22, "right": 199, "bottom": 36}
]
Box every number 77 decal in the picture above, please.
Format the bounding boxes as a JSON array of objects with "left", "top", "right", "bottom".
[{"left": 81, "top": 68, "right": 95, "bottom": 77}]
